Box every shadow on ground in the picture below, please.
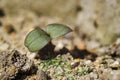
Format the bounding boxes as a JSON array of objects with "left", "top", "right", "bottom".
[
  {"left": 70, "top": 47, "right": 97, "bottom": 61},
  {"left": 36, "top": 43, "right": 97, "bottom": 61}
]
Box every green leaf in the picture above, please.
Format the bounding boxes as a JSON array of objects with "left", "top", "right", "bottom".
[
  {"left": 24, "top": 28, "right": 51, "bottom": 52},
  {"left": 46, "top": 23, "right": 72, "bottom": 39}
]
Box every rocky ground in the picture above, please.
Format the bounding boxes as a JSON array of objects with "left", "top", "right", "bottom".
[
  {"left": 0, "top": 2, "right": 120, "bottom": 79},
  {"left": 0, "top": 16, "right": 120, "bottom": 80}
]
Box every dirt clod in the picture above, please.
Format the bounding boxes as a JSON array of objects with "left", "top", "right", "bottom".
[{"left": 0, "top": 50, "right": 35, "bottom": 80}]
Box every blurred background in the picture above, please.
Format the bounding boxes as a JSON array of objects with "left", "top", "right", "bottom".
[{"left": 0, "top": 0, "right": 120, "bottom": 51}]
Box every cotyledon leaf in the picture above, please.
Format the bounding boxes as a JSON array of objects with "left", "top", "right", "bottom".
[
  {"left": 46, "top": 23, "right": 72, "bottom": 39},
  {"left": 24, "top": 28, "right": 51, "bottom": 52}
]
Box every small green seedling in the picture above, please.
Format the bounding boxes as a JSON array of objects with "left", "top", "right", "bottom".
[
  {"left": 24, "top": 23, "right": 72, "bottom": 52},
  {"left": 77, "top": 66, "right": 89, "bottom": 76}
]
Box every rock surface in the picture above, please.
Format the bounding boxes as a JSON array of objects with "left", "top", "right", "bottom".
[{"left": 0, "top": 50, "right": 34, "bottom": 80}]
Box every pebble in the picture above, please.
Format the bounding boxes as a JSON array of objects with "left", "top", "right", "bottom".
[
  {"left": 0, "top": 43, "right": 9, "bottom": 51},
  {"left": 116, "top": 38, "right": 120, "bottom": 45},
  {"left": 74, "top": 38, "right": 86, "bottom": 50},
  {"left": 86, "top": 40, "right": 100, "bottom": 50},
  {"left": 56, "top": 67, "right": 64, "bottom": 73},
  {"left": 27, "top": 52, "right": 37, "bottom": 59},
  {"left": 90, "top": 72, "right": 98, "bottom": 79},
  {"left": 71, "top": 58, "right": 80, "bottom": 68},
  {"left": 36, "top": 70, "right": 50, "bottom": 80},
  {"left": 84, "top": 60, "right": 92, "bottom": 65},
  {"left": 110, "top": 61, "right": 119, "bottom": 68},
  {"left": 110, "top": 70, "right": 120, "bottom": 80},
  {"left": 54, "top": 41, "right": 64, "bottom": 51}
]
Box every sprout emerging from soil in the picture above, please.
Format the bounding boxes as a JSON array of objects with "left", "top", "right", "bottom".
[{"left": 24, "top": 23, "right": 72, "bottom": 52}]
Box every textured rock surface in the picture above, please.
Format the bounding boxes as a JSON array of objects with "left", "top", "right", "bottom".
[{"left": 0, "top": 50, "right": 34, "bottom": 80}]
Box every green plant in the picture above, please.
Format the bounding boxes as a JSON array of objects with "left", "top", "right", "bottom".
[
  {"left": 38, "top": 58, "right": 69, "bottom": 71},
  {"left": 38, "top": 57, "right": 72, "bottom": 77},
  {"left": 67, "top": 76, "right": 76, "bottom": 80},
  {"left": 24, "top": 23, "right": 72, "bottom": 52},
  {"left": 77, "top": 66, "right": 89, "bottom": 76}
]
